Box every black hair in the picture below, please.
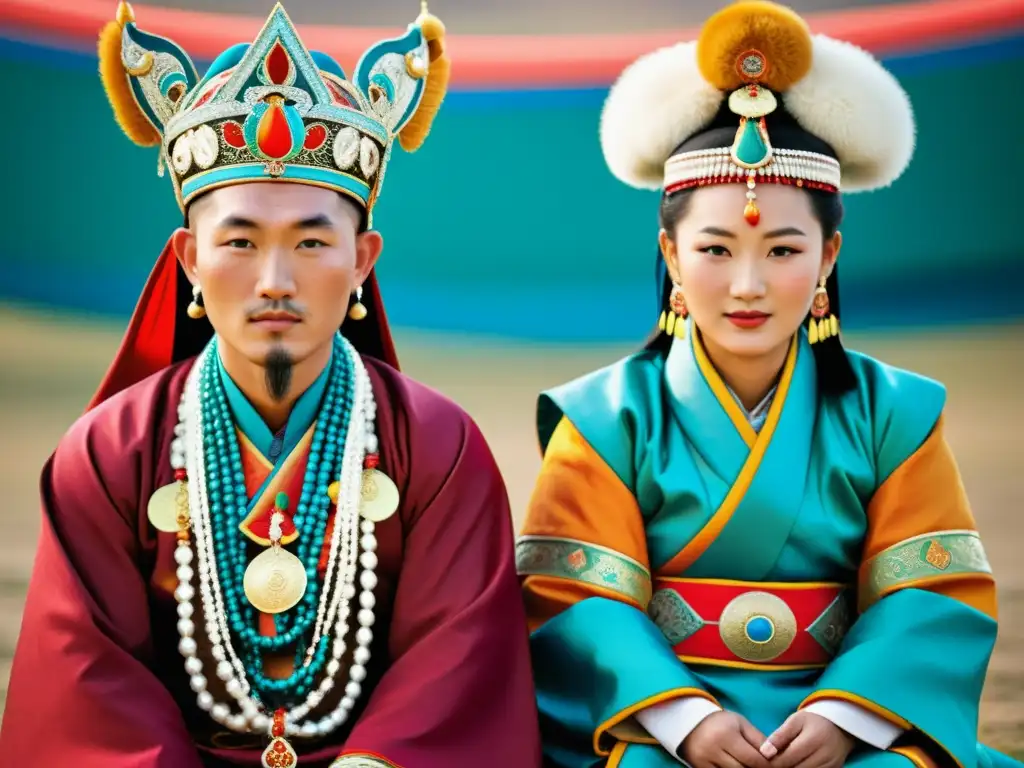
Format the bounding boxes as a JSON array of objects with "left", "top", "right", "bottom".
[
  {"left": 264, "top": 346, "right": 295, "bottom": 402},
  {"left": 650, "top": 184, "right": 856, "bottom": 396}
]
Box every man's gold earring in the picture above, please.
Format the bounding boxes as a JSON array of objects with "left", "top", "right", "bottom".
[
  {"left": 187, "top": 285, "right": 206, "bottom": 319},
  {"left": 348, "top": 286, "right": 367, "bottom": 321}
]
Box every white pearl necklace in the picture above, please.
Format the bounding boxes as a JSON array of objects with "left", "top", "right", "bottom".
[{"left": 171, "top": 339, "right": 380, "bottom": 741}]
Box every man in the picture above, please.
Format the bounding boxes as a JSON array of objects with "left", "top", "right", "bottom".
[{"left": 0, "top": 3, "right": 541, "bottom": 766}]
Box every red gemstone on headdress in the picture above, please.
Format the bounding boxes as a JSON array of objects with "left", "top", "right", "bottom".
[
  {"left": 744, "top": 201, "right": 761, "bottom": 226},
  {"left": 257, "top": 104, "right": 294, "bottom": 160},
  {"left": 265, "top": 40, "right": 292, "bottom": 85},
  {"left": 325, "top": 80, "right": 356, "bottom": 107},
  {"left": 304, "top": 124, "right": 327, "bottom": 151},
  {"left": 193, "top": 90, "right": 215, "bottom": 109},
  {"left": 194, "top": 71, "right": 232, "bottom": 109},
  {"left": 222, "top": 121, "right": 246, "bottom": 148}
]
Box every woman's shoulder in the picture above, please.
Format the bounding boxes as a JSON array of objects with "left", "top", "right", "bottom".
[
  {"left": 842, "top": 347, "right": 947, "bottom": 418},
  {"left": 536, "top": 348, "right": 664, "bottom": 461},
  {"left": 835, "top": 348, "right": 948, "bottom": 483}
]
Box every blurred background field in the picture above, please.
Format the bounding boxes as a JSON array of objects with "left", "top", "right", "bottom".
[{"left": 1, "top": 0, "right": 1022, "bottom": 755}]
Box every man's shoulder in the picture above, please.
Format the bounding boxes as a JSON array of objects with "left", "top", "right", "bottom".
[
  {"left": 45, "top": 360, "right": 196, "bottom": 521},
  {"left": 361, "top": 356, "right": 496, "bottom": 482},
  {"left": 362, "top": 355, "right": 477, "bottom": 434},
  {"left": 61, "top": 359, "right": 195, "bottom": 452}
]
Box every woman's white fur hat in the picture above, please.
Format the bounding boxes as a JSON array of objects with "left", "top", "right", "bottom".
[{"left": 599, "top": 1, "right": 915, "bottom": 194}]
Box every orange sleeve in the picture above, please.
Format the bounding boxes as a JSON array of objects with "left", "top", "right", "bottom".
[
  {"left": 517, "top": 415, "right": 651, "bottom": 632},
  {"left": 859, "top": 414, "right": 996, "bottom": 617}
]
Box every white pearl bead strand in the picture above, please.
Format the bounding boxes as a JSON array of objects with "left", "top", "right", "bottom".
[{"left": 172, "top": 338, "right": 381, "bottom": 739}]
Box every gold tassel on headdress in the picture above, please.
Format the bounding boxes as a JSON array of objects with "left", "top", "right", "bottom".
[
  {"left": 808, "top": 276, "right": 839, "bottom": 344},
  {"left": 98, "top": 1, "right": 161, "bottom": 147},
  {"left": 398, "top": 2, "right": 451, "bottom": 152}
]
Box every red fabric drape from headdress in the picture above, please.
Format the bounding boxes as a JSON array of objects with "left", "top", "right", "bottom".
[{"left": 87, "top": 238, "right": 400, "bottom": 412}]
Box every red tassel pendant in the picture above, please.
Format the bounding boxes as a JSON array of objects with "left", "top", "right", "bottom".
[{"left": 743, "top": 200, "right": 761, "bottom": 226}]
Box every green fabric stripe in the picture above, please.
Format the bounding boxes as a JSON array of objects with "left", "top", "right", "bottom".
[
  {"left": 806, "top": 591, "right": 853, "bottom": 657},
  {"left": 862, "top": 530, "right": 992, "bottom": 607},
  {"left": 647, "top": 588, "right": 704, "bottom": 645},
  {"left": 516, "top": 536, "right": 651, "bottom": 606}
]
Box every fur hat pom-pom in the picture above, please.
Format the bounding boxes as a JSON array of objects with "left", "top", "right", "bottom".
[{"left": 696, "top": 0, "right": 813, "bottom": 92}]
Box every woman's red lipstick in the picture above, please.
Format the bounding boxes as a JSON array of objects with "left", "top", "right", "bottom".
[{"left": 726, "top": 310, "right": 770, "bottom": 329}]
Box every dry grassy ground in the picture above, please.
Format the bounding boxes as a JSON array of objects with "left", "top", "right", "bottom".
[{"left": 0, "top": 306, "right": 1020, "bottom": 754}]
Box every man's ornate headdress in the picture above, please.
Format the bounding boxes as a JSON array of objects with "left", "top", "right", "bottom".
[
  {"left": 88, "top": 2, "right": 446, "bottom": 408},
  {"left": 99, "top": 0, "right": 449, "bottom": 217}
]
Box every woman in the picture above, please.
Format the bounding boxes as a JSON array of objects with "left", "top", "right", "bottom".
[{"left": 515, "top": 3, "right": 1020, "bottom": 768}]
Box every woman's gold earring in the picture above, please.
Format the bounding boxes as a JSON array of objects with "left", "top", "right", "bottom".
[
  {"left": 187, "top": 284, "right": 206, "bottom": 319},
  {"left": 348, "top": 286, "right": 367, "bottom": 321},
  {"left": 658, "top": 282, "right": 688, "bottom": 339},
  {"left": 808, "top": 276, "right": 838, "bottom": 344}
]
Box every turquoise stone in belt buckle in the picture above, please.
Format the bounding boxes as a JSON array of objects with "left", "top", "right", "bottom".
[{"left": 719, "top": 591, "right": 797, "bottom": 662}]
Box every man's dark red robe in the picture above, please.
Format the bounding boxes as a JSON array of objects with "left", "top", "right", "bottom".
[{"left": 0, "top": 243, "right": 541, "bottom": 767}]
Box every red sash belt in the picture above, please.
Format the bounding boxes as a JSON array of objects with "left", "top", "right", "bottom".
[{"left": 650, "top": 578, "right": 851, "bottom": 669}]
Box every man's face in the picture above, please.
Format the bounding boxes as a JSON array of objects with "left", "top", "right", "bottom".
[{"left": 174, "top": 182, "right": 382, "bottom": 373}]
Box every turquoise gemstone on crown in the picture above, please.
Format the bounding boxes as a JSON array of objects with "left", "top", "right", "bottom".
[
  {"left": 734, "top": 118, "right": 770, "bottom": 167},
  {"left": 745, "top": 615, "right": 775, "bottom": 643}
]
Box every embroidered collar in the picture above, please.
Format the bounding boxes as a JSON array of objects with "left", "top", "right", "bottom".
[
  {"left": 665, "top": 335, "right": 778, "bottom": 433},
  {"left": 217, "top": 350, "right": 332, "bottom": 462}
]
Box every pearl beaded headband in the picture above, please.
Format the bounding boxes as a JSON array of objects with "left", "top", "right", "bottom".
[{"left": 663, "top": 147, "right": 840, "bottom": 194}]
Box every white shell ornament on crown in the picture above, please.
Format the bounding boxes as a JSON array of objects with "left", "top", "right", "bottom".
[
  {"left": 190, "top": 125, "right": 220, "bottom": 169},
  {"left": 171, "top": 134, "right": 193, "bottom": 176},
  {"left": 405, "top": 51, "right": 427, "bottom": 79},
  {"left": 729, "top": 87, "right": 778, "bottom": 119},
  {"left": 333, "top": 126, "right": 361, "bottom": 170},
  {"left": 359, "top": 138, "right": 380, "bottom": 180}
]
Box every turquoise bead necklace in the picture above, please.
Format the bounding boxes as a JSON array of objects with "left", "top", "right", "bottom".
[
  {"left": 199, "top": 333, "right": 354, "bottom": 701},
  {"left": 173, "top": 332, "right": 391, "bottom": 743}
]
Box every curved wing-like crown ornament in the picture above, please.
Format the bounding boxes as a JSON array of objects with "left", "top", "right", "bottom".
[{"left": 98, "top": 1, "right": 450, "bottom": 215}]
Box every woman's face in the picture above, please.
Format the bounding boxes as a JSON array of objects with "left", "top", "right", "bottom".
[{"left": 661, "top": 183, "right": 840, "bottom": 362}]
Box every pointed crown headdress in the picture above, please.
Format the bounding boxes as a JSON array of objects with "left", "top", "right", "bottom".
[{"left": 99, "top": 1, "right": 450, "bottom": 217}]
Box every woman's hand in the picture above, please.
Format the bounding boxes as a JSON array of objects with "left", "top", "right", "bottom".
[
  {"left": 679, "top": 711, "right": 773, "bottom": 768},
  {"left": 760, "top": 711, "right": 856, "bottom": 768}
]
